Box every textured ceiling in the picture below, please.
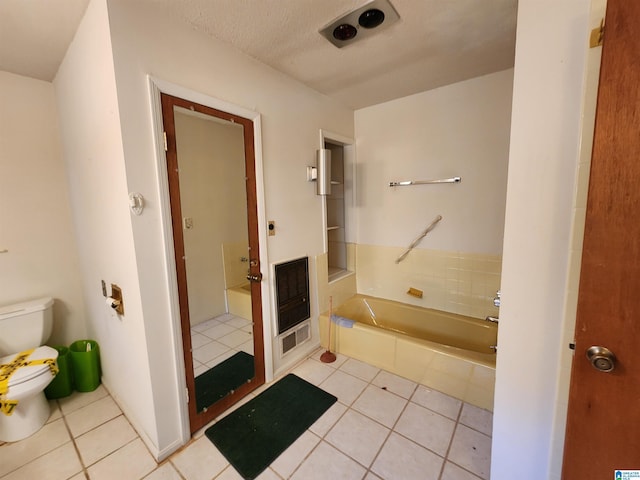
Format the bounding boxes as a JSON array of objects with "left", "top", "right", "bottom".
[{"left": 0, "top": 0, "right": 517, "bottom": 109}]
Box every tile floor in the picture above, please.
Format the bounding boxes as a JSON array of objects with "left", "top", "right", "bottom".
[
  {"left": 0, "top": 349, "right": 492, "bottom": 480},
  {"left": 190, "top": 313, "right": 254, "bottom": 377}
]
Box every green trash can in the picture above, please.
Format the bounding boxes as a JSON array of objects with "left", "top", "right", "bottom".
[
  {"left": 69, "top": 340, "right": 101, "bottom": 392},
  {"left": 45, "top": 346, "right": 74, "bottom": 399}
]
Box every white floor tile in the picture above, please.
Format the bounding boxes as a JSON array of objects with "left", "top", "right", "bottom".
[
  {"left": 459, "top": 403, "right": 493, "bottom": 436},
  {"left": 319, "top": 370, "right": 368, "bottom": 406},
  {"left": 371, "top": 370, "right": 417, "bottom": 399},
  {"left": 371, "top": 432, "right": 444, "bottom": 480},
  {"left": 394, "top": 402, "right": 456, "bottom": 456},
  {"left": 411, "top": 385, "right": 462, "bottom": 420},
  {"left": 171, "top": 436, "right": 229, "bottom": 480},
  {"left": 65, "top": 395, "right": 122, "bottom": 438},
  {"left": 143, "top": 462, "right": 183, "bottom": 480},
  {"left": 0, "top": 418, "right": 70, "bottom": 477},
  {"left": 1, "top": 442, "right": 82, "bottom": 480},
  {"left": 308, "top": 401, "right": 347, "bottom": 437},
  {"left": 448, "top": 425, "right": 492, "bottom": 480},
  {"left": 75, "top": 415, "right": 137, "bottom": 466},
  {"left": 223, "top": 316, "right": 251, "bottom": 328},
  {"left": 270, "top": 430, "right": 320, "bottom": 478},
  {"left": 87, "top": 438, "right": 157, "bottom": 480},
  {"left": 190, "top": 332, "right": 213, "bottom": 349},
  {"left": 255, "top": 467, "right": 281, "bottom": 480},
  {"left": 441, "top": 461, "right": 484, "bottom": 480},
  {"left": 292, "top": 358, "right": 335, "bottom": 386},
  {"left": 351, "top": 385, "right": 407, "bottom": 428},
  {"left": 215, "top": 464, "right": 244, "bottom": 479},
  {"left": 218, "top": 330, "right": 252, "bottom": 349},
  {"left": 290, "top": 441, "right": 366, "bottom": 480},
  {"left": 57, "top": 385, "right": 109, "bottom": 415},
  {"left": 193, "top": 341, "right": 231, "bottom": 364},
  {"left": 325, "top": 410, "right": 389, "bottom": 467},
  {"left": 339, "top": 358, "right": 380, "bottom": 382},
  {"left": 200, "top": 323, "right": 236, "bottom": 340}
]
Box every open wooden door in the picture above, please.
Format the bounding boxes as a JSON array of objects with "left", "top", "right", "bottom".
[{"left": 562, "top": 1, "right": 640, "bottom": 477}]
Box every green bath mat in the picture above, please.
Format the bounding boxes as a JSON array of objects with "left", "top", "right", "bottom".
[
  {"left": 195, "top": 351, "right": 255, "bottom": 412},
  {"left": 205, "top": 373, "right": 337, "bottom": 479}
]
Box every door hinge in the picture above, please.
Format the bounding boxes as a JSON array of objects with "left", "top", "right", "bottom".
[
  {"left": 590, "top": 18, "right": 604, "bottom": 48},
  {"left": 185, "top": 387, "right": 189, "bottom": 403},
  {"left": 163, "top": 131, "right": 168, "bottom": 152}
]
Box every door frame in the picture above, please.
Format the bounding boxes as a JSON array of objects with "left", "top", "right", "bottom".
[{"left": 148, "top": 77, "right": 273, "bottom": 438}]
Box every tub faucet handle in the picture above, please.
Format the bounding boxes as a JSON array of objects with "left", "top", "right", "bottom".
[{"left": 493, "top": 290, "right": 501, "bottom": 308}]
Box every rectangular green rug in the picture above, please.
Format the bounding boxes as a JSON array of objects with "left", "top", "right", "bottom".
[
  {"left": 195, "top": 351, "right": 255, "bottom": 412},
  {"left": 205, "top": 373, "right": 337, "bottom": 479}
]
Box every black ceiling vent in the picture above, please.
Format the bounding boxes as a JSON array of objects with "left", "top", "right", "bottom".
[{"left": 319, "top": 0, "right": 400, "bottom": 49}]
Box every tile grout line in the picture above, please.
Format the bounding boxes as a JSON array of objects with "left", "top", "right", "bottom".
[{"left": 57, "top": 398, "right": 91, "bottom": 479}]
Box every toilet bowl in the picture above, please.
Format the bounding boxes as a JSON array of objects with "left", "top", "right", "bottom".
[
  {"left": 0, "top": 345, "right": 59, "bottom": 442},
  {"left": 0, "top": 297, "right": 58, "bottom": 442}
]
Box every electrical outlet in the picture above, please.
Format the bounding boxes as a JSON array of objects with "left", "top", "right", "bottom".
[{"left": 183, "top": 217, "right": 194, "bottom": 230}]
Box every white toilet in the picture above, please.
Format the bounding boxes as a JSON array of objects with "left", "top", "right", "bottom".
[{"left": 0, "top": 297, "right": 58, "bottom": 442}]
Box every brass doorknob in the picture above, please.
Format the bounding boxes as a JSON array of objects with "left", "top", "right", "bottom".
[
  {"left": 586, "top": 346, "right": 616, "bottom": 372},
  {"left": 246, "top": 273, "right": 263, "bottom": 283}
]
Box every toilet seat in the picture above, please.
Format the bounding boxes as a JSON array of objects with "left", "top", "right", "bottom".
[{"left": 0, "top": 346, "right": 58, "bottom": 388}]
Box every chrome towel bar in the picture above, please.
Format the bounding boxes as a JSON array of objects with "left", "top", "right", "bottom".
[{"left": 389, "top": 176, "right": 461, "bottom": 187}]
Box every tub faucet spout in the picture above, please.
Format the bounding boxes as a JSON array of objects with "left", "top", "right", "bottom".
[{"left": 485, "top": 315, "right": 499, "bottom": 324}]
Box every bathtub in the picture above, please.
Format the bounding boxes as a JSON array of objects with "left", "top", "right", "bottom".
[
  {"left": 226, "top": 283, "right": 251, "bottom": 320},
  {"left": 319, "top": 294, "right": 497, "bottom": 410}
]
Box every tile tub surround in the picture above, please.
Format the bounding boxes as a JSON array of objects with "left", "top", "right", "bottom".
[
  {"left": 0, "top": 350, "right": 493, "bottom": 480},
  {"left": 356, "top": 244, "right": 502, "bottom": 320}
]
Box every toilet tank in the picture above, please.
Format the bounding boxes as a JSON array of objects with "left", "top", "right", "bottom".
[{"left": 0, "top": 297, "right": 54, "bottom": 356}]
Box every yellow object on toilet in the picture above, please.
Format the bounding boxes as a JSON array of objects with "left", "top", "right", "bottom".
[{"left": 0, "top": 349, "right": 58, "bottom": 416}]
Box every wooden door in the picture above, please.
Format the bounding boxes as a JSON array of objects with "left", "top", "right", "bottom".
[{"left": 562, "top": 1, "right": 640, "bottom": 477}]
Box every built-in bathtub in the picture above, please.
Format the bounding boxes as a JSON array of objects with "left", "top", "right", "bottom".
[
  {"left": 319, "top": 294, "right": 497, "bottom": 410},
  {"left": 227, "top": 283, "right": 251, "bottom": 320}
]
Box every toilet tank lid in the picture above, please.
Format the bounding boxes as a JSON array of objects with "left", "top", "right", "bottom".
[{"left": 0, "top": 297, "right": 54, "bottom": 321}]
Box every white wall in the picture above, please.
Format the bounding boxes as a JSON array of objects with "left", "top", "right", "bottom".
[
  {"left": 352, "top": 71, "right": 512, "bottom": 315},
  {"left": 54, "top": 0, "right": 354, "bottom": 458},
  {"left": 0, "top": 71, "right": 86, "bottom": 346},
  {"left": 354, "top": 70, "right": 513, "bottom": 254},
  {"left": 54, "top": 0, "right": 158, "bottom": 455},
  {"left": 492, "top": 0, "right": 593, "bottom": 478}
]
